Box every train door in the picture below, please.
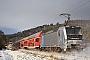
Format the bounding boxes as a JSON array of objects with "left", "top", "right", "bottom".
[
  {"left": 24, "top": 40, "right": 28, "bottom": 48},
  {"left": 35, "top": 37, "right": 41, "bottom": 47},
  {"left": 28, "top": 38, "right": 35, "bottom": 48},
  {"left": 20, "top": 41, "right": 24, "bottom": 48}
]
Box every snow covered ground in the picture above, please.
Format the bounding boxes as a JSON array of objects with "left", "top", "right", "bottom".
[
  {"left": 0, "top": 50, "right": 12, "bottom": 60},
  {"left": 0, "top": 43, "right": 90, "bottom": 60},
  {"left": 18, "top": 44, "right": 90, "bottom": 60},
  {"left": 6, "top": 50, "right": 46, "bottom": 60}
]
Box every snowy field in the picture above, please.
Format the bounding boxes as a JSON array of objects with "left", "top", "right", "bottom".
[
  {"left": 5, "top": 50, "right": 46, "bottom": 60},
  {"left": 0, "top": 50, "right": 12, "bottom": 60},
  {"left": 0, "top": 43, "right": 90, "bottom": 60}
]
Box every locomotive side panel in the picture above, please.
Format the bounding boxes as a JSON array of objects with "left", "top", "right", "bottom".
[
  {"left": 41, "top": 32, "right": 58, "bottom": 47},
  {"left": 57, "top": 28, "right": 65, "bottom": 49}
]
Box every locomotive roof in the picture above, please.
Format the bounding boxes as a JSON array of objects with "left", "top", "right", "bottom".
[{"left": 43, "top": 30, "right": 54, "bottom": 35}]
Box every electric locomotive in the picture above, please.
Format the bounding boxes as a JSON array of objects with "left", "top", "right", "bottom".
[{"left": 40, "top": 26, "right": 84, "bottom": 51}]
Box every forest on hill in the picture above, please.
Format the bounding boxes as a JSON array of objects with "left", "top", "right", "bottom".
[
  {"left": 0, "top": 30, "right": 6, "bottom": 49},
  {"left": 6, "top": 22, "right": 62, "bottom": 43},
  {"left": 5, "top": 20, "right": 90, "bottom": 43}
]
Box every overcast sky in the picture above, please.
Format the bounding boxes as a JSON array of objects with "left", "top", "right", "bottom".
[{"left": 0, "top": 0, "right": 90, "bottom": 34}]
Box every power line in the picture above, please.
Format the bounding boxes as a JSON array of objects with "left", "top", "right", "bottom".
[
  {"left": 45, "top": 0, "right": 86, "bottom": 24},
  {"left": 50, "top": 0, "right": 90, "bottom": 23},
  {"left": 49, "top": 17, "right": 61, "bottom": 23},
  {"left": 68, "top": 0, "right": 90, "bottom": 13},
  {"left": 39, "top": 0, "right": 90, "bottom": 25},
  {"left": 63, "top": 0, "right": 85, "bottom": 12}
]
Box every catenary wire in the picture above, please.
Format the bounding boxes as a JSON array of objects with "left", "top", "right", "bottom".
[
  {"left": 37, "top": 0, "right": 90, "bottom": 26},
  {"left": 63, "top": 0, "right": 85, "bottom": 12},
  {"left": 68, "top": 0, "right": 90, "bottom": 13},
  {"left": 49, "top": 0, "right": 90, "bottom": 23},
  {"left": 43, "top": 0, "right": 87, "bottom": 24}
]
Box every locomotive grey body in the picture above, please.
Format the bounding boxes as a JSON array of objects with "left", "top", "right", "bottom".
[{"left": 41, "top": 26, "right": 84, "bottom": 51}]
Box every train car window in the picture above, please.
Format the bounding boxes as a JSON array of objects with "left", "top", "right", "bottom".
[
  {"left": 21, "top": 44, "right": 23, "bottom": 47},
  {"left": 28, "top": 44, "right": 30, "bottom": 46},
  {"left": 24, "top": 41, "right": 27, "bottom": 44},
  {"left": 36, "top": 38, "right": 39, "bottom": 42},
  {"left": 58, "top": 30, "right": 60, "bottom": 36}
]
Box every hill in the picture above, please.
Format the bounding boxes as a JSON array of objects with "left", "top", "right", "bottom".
[
  {"left": 6, "top": 22, "right": 62, "bottom": 42},
  {"left": 5, "top": 20, "right": 90, "bottom": 43},
  {"left": 0, "top": 27, "right": 17, "bottom": 34}
]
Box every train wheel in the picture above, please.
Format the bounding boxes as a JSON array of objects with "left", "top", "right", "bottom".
[{"left": 57, "top": 47, "right": 62, "bottom": 52}]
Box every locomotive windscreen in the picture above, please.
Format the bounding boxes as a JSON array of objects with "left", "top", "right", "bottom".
[
  {"left": 66, "top": 26, "right": 82, "bottom": 40},
  {"left": 66, "top": 26, "right": 82, "bottom": 35}
]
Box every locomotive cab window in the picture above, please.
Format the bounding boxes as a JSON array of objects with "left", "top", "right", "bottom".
[{"left": 36, "top": 38, "right": 39, "bottom": 42}]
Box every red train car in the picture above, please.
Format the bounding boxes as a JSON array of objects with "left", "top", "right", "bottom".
[
  {"left": 28, "top": 38, "right": 35, "bottom": 48},
  {"left": 34, "top": 31, "right": 42, "bottom": 48},
  {"left": 13, "top": 39, "right": 24, "bottom": 49},
  {"left": 19, "top": 31, "right": 42, "bottom": 49},
  {"left": 13, "top": 31, "right": 42, "bottom": 49},
  {"left": 23, "top": 37, "right": 28, "bottom": 48}
]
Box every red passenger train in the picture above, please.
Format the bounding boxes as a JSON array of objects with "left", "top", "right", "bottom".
[{"left": 13, "top": 31, "right": 42, "bottom": 49}]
